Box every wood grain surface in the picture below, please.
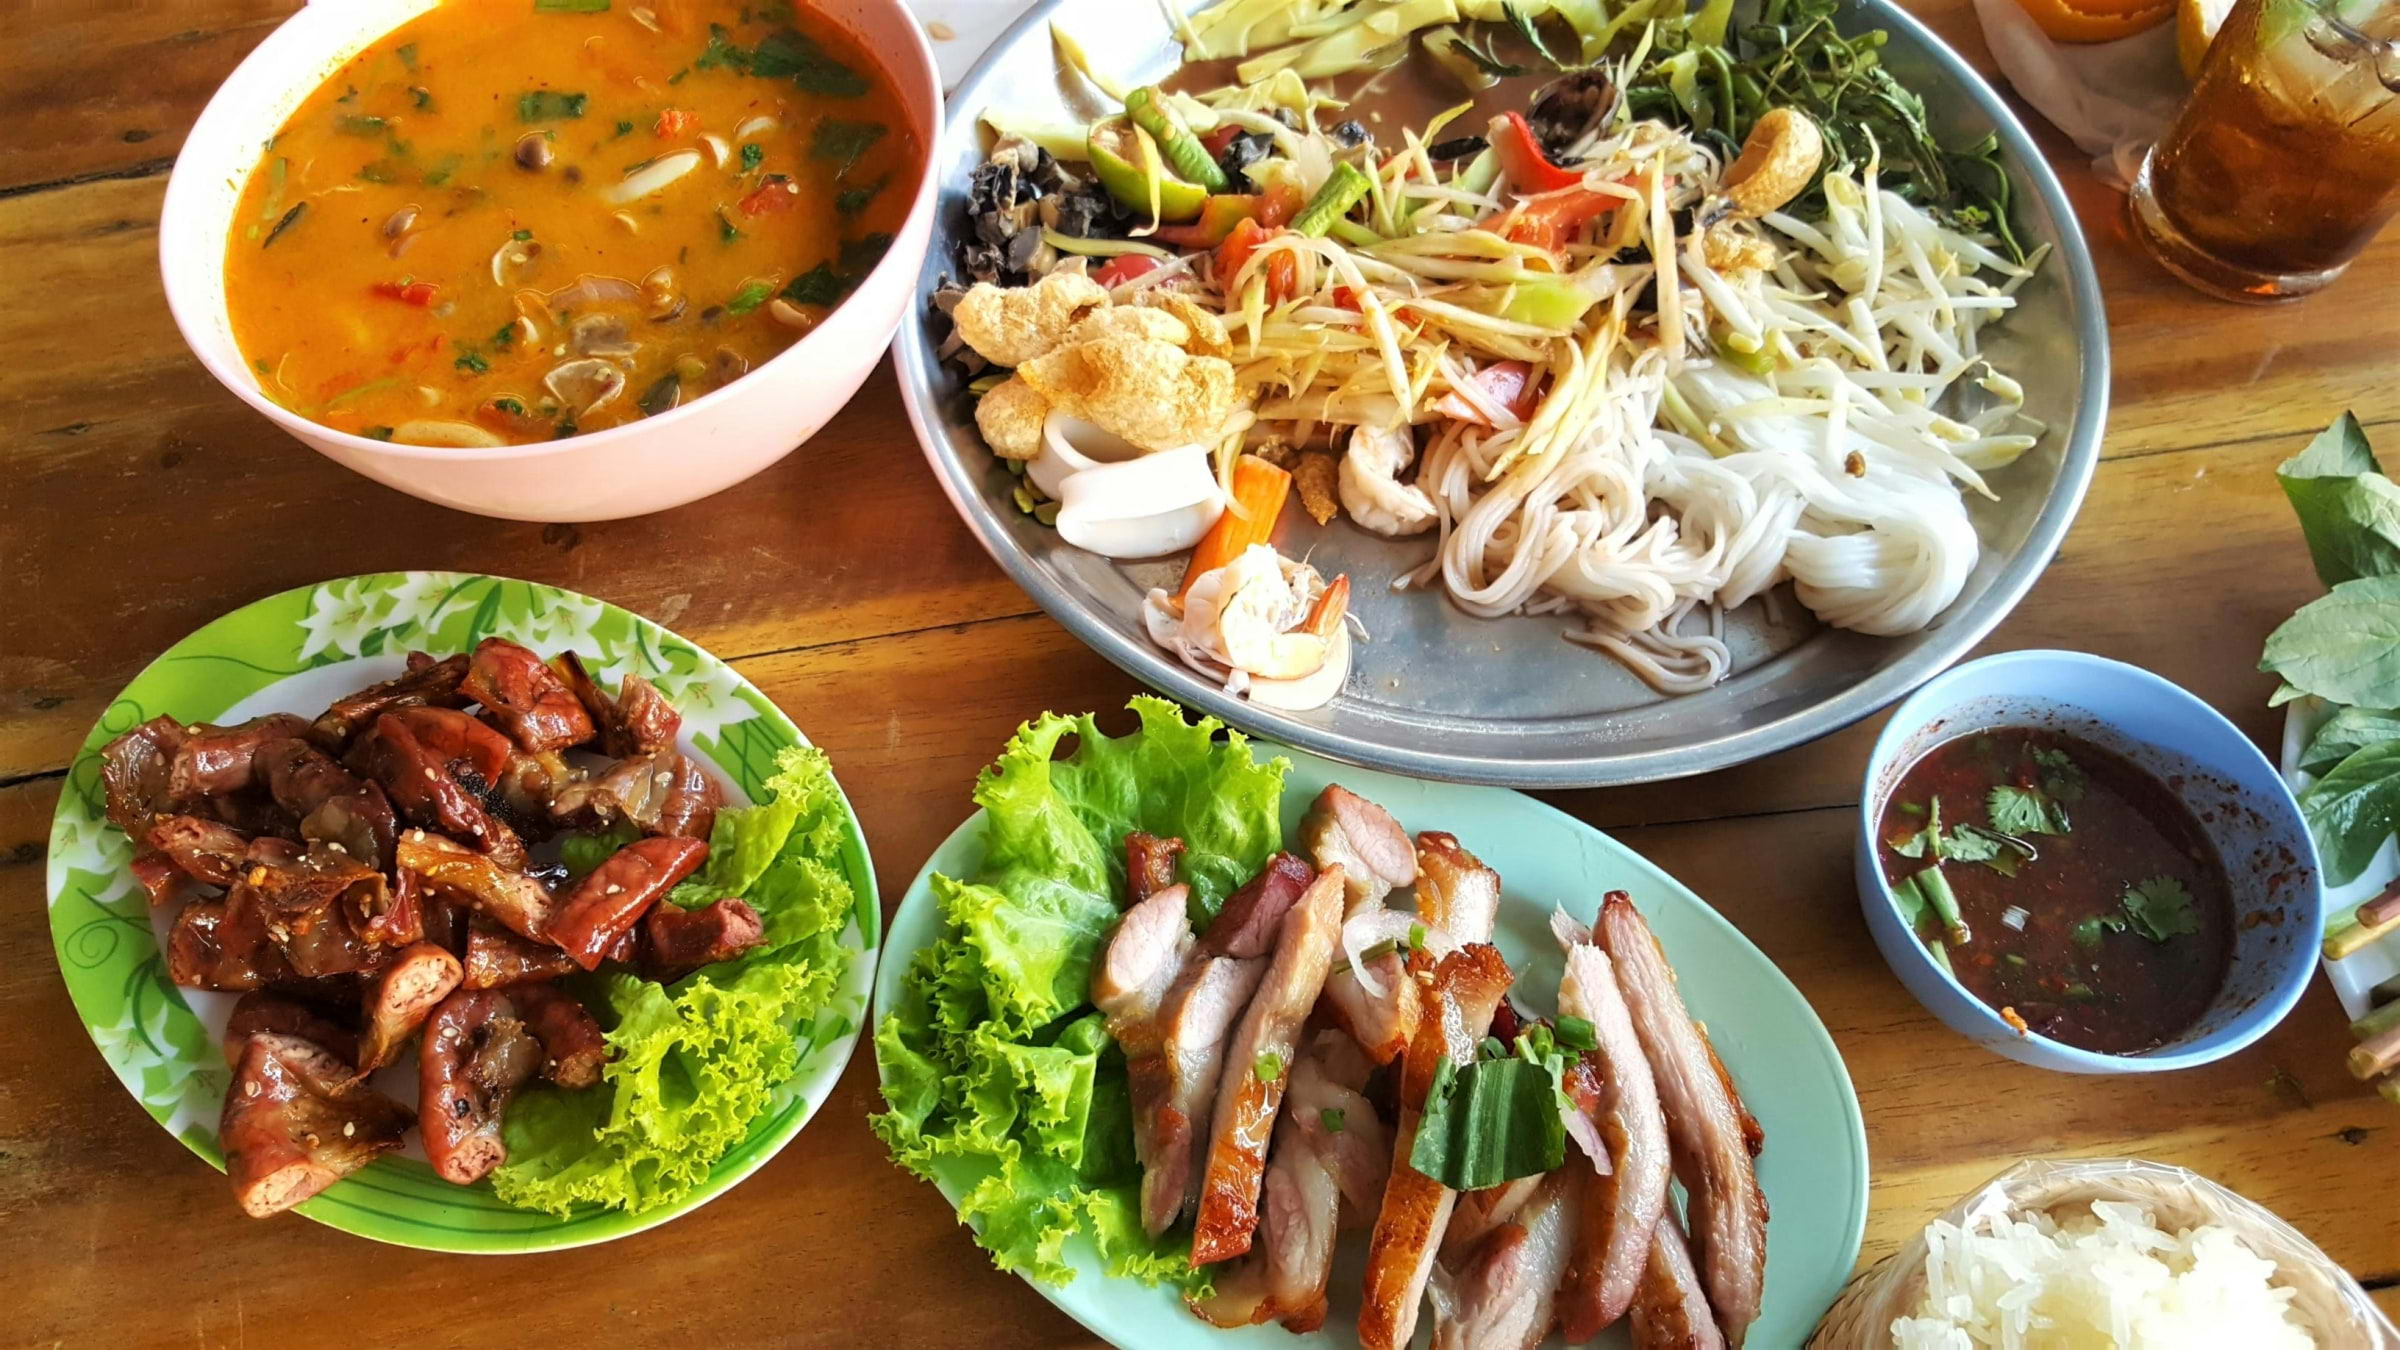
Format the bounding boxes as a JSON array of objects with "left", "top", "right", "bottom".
[{"left": 3, "top": 2, "right": 2394, "bottom": 1346}]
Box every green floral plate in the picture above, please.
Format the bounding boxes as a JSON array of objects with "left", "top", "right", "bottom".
[{"left": 47, "top": 571, "right": 879, "bottom": 1252}]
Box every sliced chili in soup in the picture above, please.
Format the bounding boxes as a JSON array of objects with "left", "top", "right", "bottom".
[{"left": 224, "top": 0, "right": 917, "bottom": 447}]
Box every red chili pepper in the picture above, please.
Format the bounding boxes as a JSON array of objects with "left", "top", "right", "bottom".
[
  {"left": 737, "top": 180, "right": 796, "bottom": 215},
  {"left": 1494, "top": 110, "right": 1586, "bottom": 194},
  {"left": 654, "top": 108, "right": 698, "bottom": 139},
  {"left": 1093, "top": 254, "right": 1163, "bottom": 288},
  {"left": 370, "top": 280, "right": 439, "bottom": 307}
]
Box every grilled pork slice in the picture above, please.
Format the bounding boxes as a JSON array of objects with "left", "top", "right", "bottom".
[
  {"left": 1428, "top": 1170, "right": 1583, "bottom": 1350},
  {"left": 1190, "top": 1030, "right": 1390, "bottom": 1332},
  {"left": 1299, "top": 785, "right": 1416, "bottom": 914},
  {"left": 1358, "top": 943, "right": 1515, "bottom": 1350},
  {"left": 1556, "top": 917, "right": 1673, "bottom": 1340},
  {"left": 1440, "top": 1174, "right": 1545, "bottom": 1267},
  {"left": 1629, "top": 1212, "right": 1729, "bottom": 1350},
  {"left": 1092, "top": 881, "right": 1201, "bottom": 1236},
  {"left": 1599, "top": 894, "right": 1767, "bottom": 1347},
  {"left": 1190, "top": 866, "right": 1347, "bottom": 1266},
  {"left": 1200, "top": 852, "right": 1315, "bottom": 959},
  {"left": 1145, "top": 954, "right": 1267, "bottom": 1236},
  {"left": 1415, "top": 832, "right": 1501, "bottom": 944},
  {"left": 1322, "top": 950, "right": 1422, "bottom": 1064}
]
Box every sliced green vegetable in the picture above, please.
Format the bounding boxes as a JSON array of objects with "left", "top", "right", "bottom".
[
  {"left": 1127, "top": 86, "right": 1229, "bottom": 192},
  {"left": 1554, "top": 1015, "right": 1597, "bottom": 1052},
  {"left": 1087, "top": 117, "right": 1207, "bottom": 222},
  {"left": 1408, "top": 1054, "right": 1567, "bottom": 1192},
  {"left": 1293, "top": 162, "right": 1373, "bottom": 237}
]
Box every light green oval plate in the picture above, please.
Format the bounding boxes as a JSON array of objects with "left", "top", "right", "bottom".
[
  {"left": 875, "top": 740, "right": 1867, "bottom": 1346},
  {"left": 47, "top": 571, "right": 879, "bottom": 1252}
]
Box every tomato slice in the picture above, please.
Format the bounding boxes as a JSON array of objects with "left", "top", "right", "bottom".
[
  {"left": 1093, "top": 254, "right": 1163, "bottom": 288},
  {"left": 654, "top": 108, "right": 698, "bottom": 139},
  {"left": 370, "top": 280, "right": 439, "bottom": 307}
]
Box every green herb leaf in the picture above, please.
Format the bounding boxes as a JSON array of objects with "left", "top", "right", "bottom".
[
  {"left": 2071, "top": 912, "right": 2123, "bottom": 951},
  {"left": 614, "top": 119, "right": 635, "bottom": 137},
  {"left": 1478, "top": 1036, "right": 1506, "bottom": 1061},
  {"left": 781, "top": 262, "right": 847, "bottom": 307},
  {"left": 395, "top": 42, "right": 419, "bottom": 70},
  {"left": 716, "top": 209, "right": 744, "bottom": 243},
  {"left": 1987, "top": 785, "right": 2070, "bottom": 837},
  {"left": 2031, "top": 746, "right": 2087, "bottom": 803},
  {"left": 740, "top": 141, "right": 764, "bottom": 173},
  {"left": 1939, "top": 827, "right": 2003, "bottom": 864},
  {"left": 1319, "top": 1107, "right": 1345, "bottom": 1134},
  {"left": 836, "top": 177, "right": 886, "bottom": 216},
  {"left": 517, "top": 90, "right": 590, "bottom": 123},
  {"left": 811, "top": 117, "right": 885, "bottom": 177},
  {"left": 700, "top": 24, "right": 868, "bottom": 96},
  {"left": 725, "top": 279, "right": 775, "bottom": 315},
  {"left": 337, "top": 114, "right": 388, "bottom": 137},
  {"left": 1442, "top": 29, "right": 1537, "bottom": 79},
  {"left": 2261, "top": 576, "right": 2400, "bottom": 709},
  {"left": 2121, "top": 876, "right": 2199, "bottom": 943},
  {"left": 362, "top": 425, "right": 395, "bottom": 441},
  {"left": 2277, "top": 412, "right": 2400, "bottom": 587},
  {"left": 1407, "top": 1055, "right": 1567, "bottom": 1192},
  {"left": 840, "top": 231, "right": 894, "bottom": 272},
  {"left": 1554, "top": 1015, "right": 1597, "bottom": 1052},
  {"left": 2300, "top": 739, "right": 2400, "bottom": 886},
  {"left": 637, "top": 372, "right": 683, "bottom": 417},
  {"left": 261, "top": 202, "right": 307, "bottom": 248},
  {"left": 453, "top": 345, "right": 489, "bottom": 373},
  {"left": 2301, "top": 707, "right": 2400, "bottom": 777},
  {"left": 357, "top": 159, "right": 401, "bottom": 184},
  {"left": 491, "top": 323, "right": 518, "bottom": 351}
]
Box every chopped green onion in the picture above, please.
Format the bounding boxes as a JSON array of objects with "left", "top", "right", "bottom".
[
  {"left": 1554, "top": 1015, "right": 1597, "bottom": 1052},
  {"left": 726, "top": 279, "right": 775, "bottom": 315},
  {"left": 1253, "top": 1051, "right": 1284, "bottom": 1082},
  {"left": 1319, "top": 1107, "right": 1345, "bottom": 1134},
  {"left": 1478, "top": 1036, "right": 1505, "bottom": 1061}
]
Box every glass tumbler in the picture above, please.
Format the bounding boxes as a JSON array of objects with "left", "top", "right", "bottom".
[{"left": 2130, "top": 0, "right": 2400, "bottom": 301}]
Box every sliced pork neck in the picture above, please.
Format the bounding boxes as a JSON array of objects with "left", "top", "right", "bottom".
[
  {"left": 1556, "top": 915, "right": 1673, "bottom": 1341},
  {"left": 1299, "top": 785, "right": 1416, "bottom": 913},
  {"left": 1091, "top": 880, "right": 1202, "bottom": 1238},
  {"left": 1358, "top": 943, "right": 1514, "bottom": 1350},
  {"left": 1190, "top": 865, "right": 1347, "bottom": 1266},
  {"left": 1427, "top": 1170, "right": 1583, "bottom": 1350},
  {"left": 1599, "top": 893, "right": 1767, "bottom": 1347}
]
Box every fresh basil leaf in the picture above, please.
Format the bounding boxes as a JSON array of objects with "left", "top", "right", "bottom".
[
  {"left": 2300, "top": 739, "right": 2400, "bottom": 886},
  {"left": 2277, "top": 412, "right": 2400, "bottom": 586},
  {"left": 1987, "top": 785, "right": 2069, "bottom": 837},
  {"left": 2301, "top": 707, "right": 2400, "bottom": 777},
  {"left": 2260, "top": 576, "right": 2400, "bottom": 708},
  {"left": 2121, "top": 875, "right": 2199, "bottom": 942}
]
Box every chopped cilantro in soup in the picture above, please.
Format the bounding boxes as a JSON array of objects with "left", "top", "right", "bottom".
[{"left": 225, "top": 0, "right": 916, "bottom": 446}]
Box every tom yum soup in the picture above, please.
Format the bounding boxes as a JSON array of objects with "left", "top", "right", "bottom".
[
  {"left": 1876, "top": 728, "right": 2236, "bottom": 1055},
  {"left": 223, "top": 0, "right": 917, "bottom": 447}
]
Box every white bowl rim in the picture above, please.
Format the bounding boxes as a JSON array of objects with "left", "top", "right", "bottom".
[
  {"left": 157, "top": 0, "right": 943, "bottom": 464},
  {"left": 1857, "top": 647, "right": 2325, "bottom": 1073}
]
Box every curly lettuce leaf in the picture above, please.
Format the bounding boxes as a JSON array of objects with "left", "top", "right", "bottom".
[
  {"left": 493, "top": 744, "right": 859, "bottom": 1216},
  {"left": 871, "top": 697, "right": 1284, "bottom": 1291}
]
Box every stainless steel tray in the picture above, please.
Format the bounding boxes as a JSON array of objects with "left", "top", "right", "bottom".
[{"left": 896, "top": 0, "right": 2109, "bottom": 787}]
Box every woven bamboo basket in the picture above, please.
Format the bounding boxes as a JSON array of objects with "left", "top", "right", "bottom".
[{"left": 1806, "top": 1158, "right": 2394, "bottom": 1348}]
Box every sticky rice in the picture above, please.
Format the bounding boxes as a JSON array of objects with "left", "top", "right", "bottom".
[{"left": 1889, "top": 1198, "right": 2317, "bottom": 1349}]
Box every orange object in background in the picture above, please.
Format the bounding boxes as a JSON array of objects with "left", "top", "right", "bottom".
[{"left": 2013, "top": 0, "right": 2173, "bottom": 42}]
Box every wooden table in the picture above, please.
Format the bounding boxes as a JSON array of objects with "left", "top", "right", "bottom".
[{"left": 5, "top": 4, "right": 2395, "bottom": 1346}]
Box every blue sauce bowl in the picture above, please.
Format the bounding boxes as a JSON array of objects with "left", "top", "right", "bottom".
[{"left": 1857, "top": 650, "right": 2322, "bottom": 1073}]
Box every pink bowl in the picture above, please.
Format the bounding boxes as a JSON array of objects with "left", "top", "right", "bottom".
[{"left": 160, "top": 0, "right": 942, "bottom": 523}]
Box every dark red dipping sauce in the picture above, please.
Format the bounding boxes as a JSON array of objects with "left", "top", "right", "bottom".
[{"left": 1877, "top": 727, "right": 2235, "bottom": 1055}]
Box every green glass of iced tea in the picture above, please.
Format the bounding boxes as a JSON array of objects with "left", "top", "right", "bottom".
[{"left": 2131, "top": 0, "right": 2400, "bottom": 301}]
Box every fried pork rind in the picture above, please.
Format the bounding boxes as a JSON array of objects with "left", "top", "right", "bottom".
[
  {"left": 1293, "top": 451, "right": 1341, "bottom": 525},
  {"left": 1138, "top": 290, "right": 1233, "bottom": 359},
  {"left": 1018, "top": 336, "right": 1237, "bottom": 453},
  {"left": 951, "top": 271, "right": 1109, "bottom": 368},
  {"left": 974, "top": 376, "right": 1049, "bottom": 460},
  {"left": 1065, "top": 305, "right": 1190, "bottom": 348}
]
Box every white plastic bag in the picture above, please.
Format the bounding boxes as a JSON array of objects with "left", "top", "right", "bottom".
[
  {"left": 1966, "top": 0, "right": 2189, "bottom": 186},
  {"left": 1807, "top": 1158, "right": 2395, "bottom": 1348}
]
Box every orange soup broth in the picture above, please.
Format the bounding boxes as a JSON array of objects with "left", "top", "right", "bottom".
[{"left": 225, "top": 0, "right": 917, "bottom": 445}]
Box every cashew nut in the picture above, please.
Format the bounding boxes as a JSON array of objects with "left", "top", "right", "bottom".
[{"left": 1722, "top": 108, "right": 1824, "bottom": 218}]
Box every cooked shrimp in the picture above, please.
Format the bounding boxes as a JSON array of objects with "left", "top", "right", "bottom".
[
  {"left": 1339, "top": 424, "right": 1437, "bottom": 537},
  {"left": 1221, "top": 565, "right": 1349, "bottom": 681}
]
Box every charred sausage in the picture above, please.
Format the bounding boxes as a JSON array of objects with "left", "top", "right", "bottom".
[
  {"left": 356, "top": 943, "right": 465, "bottom": 1073},
  {"left": 548, "top": 836, "right": 710, "bottom": 970},
  {"left": 418, "top": 990, "right": 543, "bottom": 1184}
]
